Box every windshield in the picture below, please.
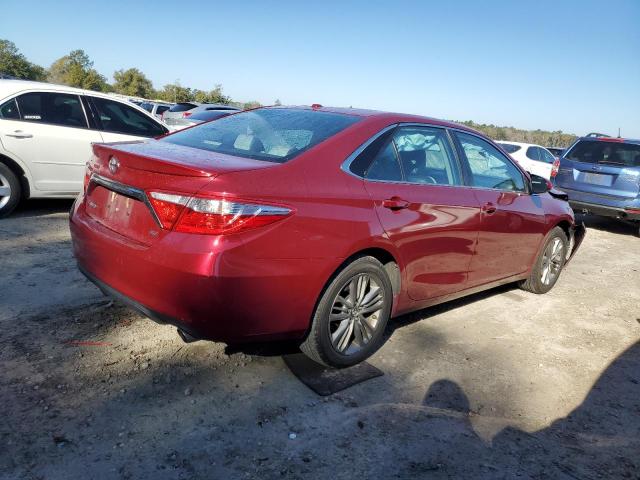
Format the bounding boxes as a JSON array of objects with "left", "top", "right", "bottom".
[
  {"left": 566, "top": 140, "right": 640, "bottom": 167},
  {"left": 498, "top": 143, "right": 521, "bottom": 153},
  {"left": 161, "top": 108, "right": 361, "bottom": 163}
]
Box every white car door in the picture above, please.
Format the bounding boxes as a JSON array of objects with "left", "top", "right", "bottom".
[
  {"left": 0, "top": 92, "right": 102, "bottom": 194},
  {"left": 85, "top": 95, "right": 168, "bottom": 144}
]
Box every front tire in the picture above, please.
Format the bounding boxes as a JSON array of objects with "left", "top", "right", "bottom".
[
  {"left": 0, "top": 163, "right": 21, "bottom": 218},
  {"left": 301, "top": 256, "right": 393, "bottom": 368},
  {"left": 519, "top": 226, "right": 568, "bottom": 294}
]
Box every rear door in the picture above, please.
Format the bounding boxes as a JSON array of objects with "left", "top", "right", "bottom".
[
  {"left": 0, "top": 91, "right": 101, "bottom": 193},
  {"left": 453, "top": 131, "right": 546, "bottom": 285},
  {"left": 359, "top": 125, "right": 480, "bottom": 300},
  {"left": 557, "top": 139, "right": 640, "bottom": 199},
  {"left": 525, "top": 146, "right": 553, "bottom": 179}
]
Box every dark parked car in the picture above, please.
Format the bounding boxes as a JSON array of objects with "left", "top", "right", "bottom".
[
  {"left": 555, "top": 135, "right": 640, "bottom": 235},
  {"left": 167, "top": 109, "right": 235, "bottom": 130},
  {"left": 70, "top": 106, "right": 585, "bottom": 367}
]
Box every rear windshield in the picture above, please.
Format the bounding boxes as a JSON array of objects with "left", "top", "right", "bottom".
[
  {"left": 189, "top": 110, "right": 232, "bottom": 122},
  {"left": 161, "top": 108, "right": 361, "bottom": 163},
  {"left": 168, "top": 103, "right": 197, "bottom": 112},
  {"left": 498, "top": 143, "right": 521, "bottom": 153},
  {"left": 566, "top": 140, "right": 640, "bottom": 167}
]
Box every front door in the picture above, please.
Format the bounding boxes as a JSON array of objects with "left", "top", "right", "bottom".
[
  {"left": 361, "top": 125, "right": 480, "bottom": 300},
  {"left": 453, "top": 131, "right": 546, "bottom": 286},
  {"left": 0, "top": 92, "right": 101, "bottom": 194}
]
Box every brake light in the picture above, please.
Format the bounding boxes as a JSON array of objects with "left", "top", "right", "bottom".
[
  {"left": 182, "top": 112, "right": 192, "bottom": 118},
  {"left": 551, "top": 158, "right": 560, "bottom": 178},
  {"left": 148, "top": 192, "right": 292, "bottom": 234}
]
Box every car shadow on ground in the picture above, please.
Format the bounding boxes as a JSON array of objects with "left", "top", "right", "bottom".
[
  {"left": 576, "top": 213, "right": 638, "bottom": 237},
  {"left": 9, "top": 198, "right": 74, "bottom": 219}
]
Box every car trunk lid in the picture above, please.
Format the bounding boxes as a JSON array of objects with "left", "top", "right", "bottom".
[{"left": 84, "top": 140, "right": 278, "bottom": 245}]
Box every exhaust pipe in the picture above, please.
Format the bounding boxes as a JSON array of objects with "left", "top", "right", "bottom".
[{"left": 177, "top": 328, "right": 199, "bottom": 343}]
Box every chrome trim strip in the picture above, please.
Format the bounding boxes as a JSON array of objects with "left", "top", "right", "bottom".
[{"left": 90, "top": 174, "right": 162, "bottom": 227}]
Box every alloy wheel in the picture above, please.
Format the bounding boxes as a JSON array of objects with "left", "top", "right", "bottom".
[
  {"left": 329, "top": 273, "right": 384, "bottom": 355},
  {"left": 0, "top": 172, "right": 12, "bottom": 210},
  {"left": 540, "top": 237, "right": 564, "bottom": 285}
]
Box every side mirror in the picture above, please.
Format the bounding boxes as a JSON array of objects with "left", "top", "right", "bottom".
[{"left": 530, "top": 174, "right": 552, "bottom": 194}]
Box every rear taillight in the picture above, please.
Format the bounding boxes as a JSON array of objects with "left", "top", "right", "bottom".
[
  {"left": 551, "top": 158, "right": 560, "bottom": 178},
  {"left": 148, "top": 192, "right": 292, "bottom": 235},
  {"left": 182, "top": 112, "right": 192, "bottom": 118}
]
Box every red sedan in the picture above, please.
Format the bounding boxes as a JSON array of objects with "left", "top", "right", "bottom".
[{"left": 70, "top": 106, "right": 585, "bottom": 367}]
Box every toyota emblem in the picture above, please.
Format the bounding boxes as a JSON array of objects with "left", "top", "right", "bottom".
[{"left": 108, "top": 157, "right": 120, "bottom": 174}]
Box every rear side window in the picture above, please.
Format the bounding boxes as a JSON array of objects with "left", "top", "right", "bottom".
[
  {"left": 526, "top": 146, "right": 541, "bottom": 160},
  {"left": 456, "top": 132, "right": 525, "bottom": 191},
  {"left": 161, "top": 108, "right": 361, "bottom": 163},
  {"left": 498, "top": 143, "right": 521, "bottom": 153},
  {"left": 0, "top": 99, "right": 20, "bottom": 119},
  {"left": 366, "top": 141, "right": 403, "bottom": 181},
  {"left": 90, "top": 97, "right": 167, "bottom": 137},
  {"left": 168, "top": 103, "right": 197, "bottom": 112},
  {"left": 539, "top": 148, "right": 556, "bottom": 163},
  {"left": 15, "top": 92, "right": 87, "bottom": 128},
  {"left": 566, "top": 140, "right": 640, "bottom": 167}
]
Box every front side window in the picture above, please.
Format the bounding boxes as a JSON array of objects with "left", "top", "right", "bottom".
[
  {"left": 15, "top": 92, "right": 87, "bottom": 128},
  {"left": 0, "top": 99, "right": 20, "bottom": 119},
  {"left": 90, "top": 97, "right": 167, "bottom": 137},
  {"left": 161, "top": 108, "right": 360, "bottom": 163},
  {"left": 456, "top": 132, "right": 526, "bottom": 191}
]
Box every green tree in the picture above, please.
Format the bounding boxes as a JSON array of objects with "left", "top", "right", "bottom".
[
  {"left": 156, "top": 83, "right": 193, "bottom": 103},
  {"left": 192, "top": 84, "right": 230, "bottom": 104},
  {"left": 0, "top": 39, "right": 46, "bottom": 80},
  {"left": 112, "top": 68, "right": 154, "bottom": 98},
  {"left": 48, "top": 49, "right": 108, "bottom": 91}
]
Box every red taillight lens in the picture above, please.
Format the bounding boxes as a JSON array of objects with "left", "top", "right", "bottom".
[
  {"left": 182, "top": 111, "right": 192, "bottom": 118},
  {"left": 148, "top": 192, "right": 291, "bottom": 235},
  {"left": 551, "top": 158, "right": 560, "bottom": 178}
]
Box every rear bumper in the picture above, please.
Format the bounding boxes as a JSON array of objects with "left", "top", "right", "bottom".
[
  {"left": 69, "top": 200, "right": 328, "bottom": 343},
  {"left": 568, "top": 200, "right": 640, "bottom": 221}
]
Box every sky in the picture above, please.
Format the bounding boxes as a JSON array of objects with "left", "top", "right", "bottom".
[{"left": 3, "top": 0, "right": 639, "bottom": 137}]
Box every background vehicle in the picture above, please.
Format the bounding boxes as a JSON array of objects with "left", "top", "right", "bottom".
[
  {"left": 555, "top": 135, "right": 640, "bottom": 235},
  {"left": 546, "top": 147, "right": 565, "bottom": 157},
  {"left": 162, "top": 102, "right": 239, "bottom": 129},
  {"left": 166, "top": 109, "right": 235, "bottom": 130},
  {"left": 497, "top": 141, "right": 560, "bottom": 180},
  {"left": 0, "top": 79, "right": 169, "bottom": 217},
  {"left": 140, "top": 101, "right": 173, "bottom": 120},
  {"left": 70, "top": 106, "right": 584, "bottom": 368}
]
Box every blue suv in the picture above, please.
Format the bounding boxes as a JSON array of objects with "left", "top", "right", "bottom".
[{"left": 555, "top": 134, "right": 640, "bottom": 235}]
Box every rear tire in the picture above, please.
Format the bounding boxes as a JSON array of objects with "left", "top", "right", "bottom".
[
  {"left": 519, "top": 226, "right": 568, "bottom": 294},
  {"left": 0, "top": 163, "right": 21, "bottom": 218},
  {"left": 300, "top": 256, "right": 393, "bottom": 368}
]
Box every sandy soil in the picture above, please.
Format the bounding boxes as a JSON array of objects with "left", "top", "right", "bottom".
[{"left": 1, "top": 199, "right": 639, "bottom": 479}]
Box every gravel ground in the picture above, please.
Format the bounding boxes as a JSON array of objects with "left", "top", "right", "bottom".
[{"left": 1, "top": 199, "right": 639, "bottom": 480}]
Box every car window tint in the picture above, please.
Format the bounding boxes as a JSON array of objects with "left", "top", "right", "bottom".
[
  {"left": 393, "top": 127, "right": 461, "bottom": 185},
  {"left": 161, "top": 108, "right": 360, "bottom": 163},
  {"left": 539, "top": 148, "right": 556, "bottom": 163},
  {"left": 498, "top": 143, "right": 521, "bottom": 153},
  {"left": 526, "top": 146, "right": 540, "bottom": 161},
  {"left": 365, "top": 140, "right": 403, "bottom": 181},
  {"left": 456, "top": 132, "right": 525, "bottom": 191},
  {"left": 140, "top": 103, "right": 153, "bottom": 112},
  {"left": 156, "top": 105, "right": 170, "bottom": 115},
  {"left": 91, "top": 97, "right": 166, "bottom": 137},
  {"left": 16, "top": 92, "right": 87, "bottom": 128},
  {"left": 0, "top": 99, "right": 20, "bottom": 119},
  {"left": 566, "top": 140, "right": 640, "bottom": 167}
]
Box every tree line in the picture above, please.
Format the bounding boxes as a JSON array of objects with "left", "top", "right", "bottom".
[
  {"left": 0, "top": 39, "right": 263, "bottom": 109},
  {"left": 1, "top": 39, "right": 576, "bottom": 146}
]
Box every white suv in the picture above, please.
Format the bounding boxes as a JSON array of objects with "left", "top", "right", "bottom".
[
  {"left": 496, "top": 141, "right": 560, "bottom": 180},
  {"left": 0, "top": 80, "right": 169, "bottom": 217}
]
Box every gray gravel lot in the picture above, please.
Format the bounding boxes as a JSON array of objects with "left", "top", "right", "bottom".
[{"left": 1, "top": 199, "right": 639, "bottom": 479}]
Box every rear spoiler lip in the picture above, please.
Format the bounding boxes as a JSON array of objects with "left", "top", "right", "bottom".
[{"left": 549, "top": 187, "right": 569, "bottom": 201}]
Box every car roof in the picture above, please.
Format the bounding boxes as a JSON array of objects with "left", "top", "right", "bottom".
[
  {"left": 578, "top": 135, "right": 640, "bottom": 145},
  {"left": 0, "top": 79, "right": 141, "bottom": 105},
  {"left": 496, "top": 141, "right": 539, "bottom": 148},
  {"left": 261, "top": 105, "right": 485, "bottom": 136}
]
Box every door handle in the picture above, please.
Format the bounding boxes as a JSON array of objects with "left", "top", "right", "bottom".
[
  {"left": 382, "top": 197, "right": 410, "bottom": 210},
  {"left": 482, "top": 202, "right": 497, "bottom": 215},
  {"left": 5, "top": 130, "right": 33, "bottom": 139}
]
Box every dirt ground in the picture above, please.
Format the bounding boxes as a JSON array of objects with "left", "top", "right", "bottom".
[{"left": 1, "top": 199, "right": 639, "bottom": 480}]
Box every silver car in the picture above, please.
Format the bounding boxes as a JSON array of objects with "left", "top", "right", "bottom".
[
  {"left": 162, "top": 102, "right": 239, "bottom": 129},
  {"left": 140, "top": 101, "right": 173, "bottom": 120}
]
